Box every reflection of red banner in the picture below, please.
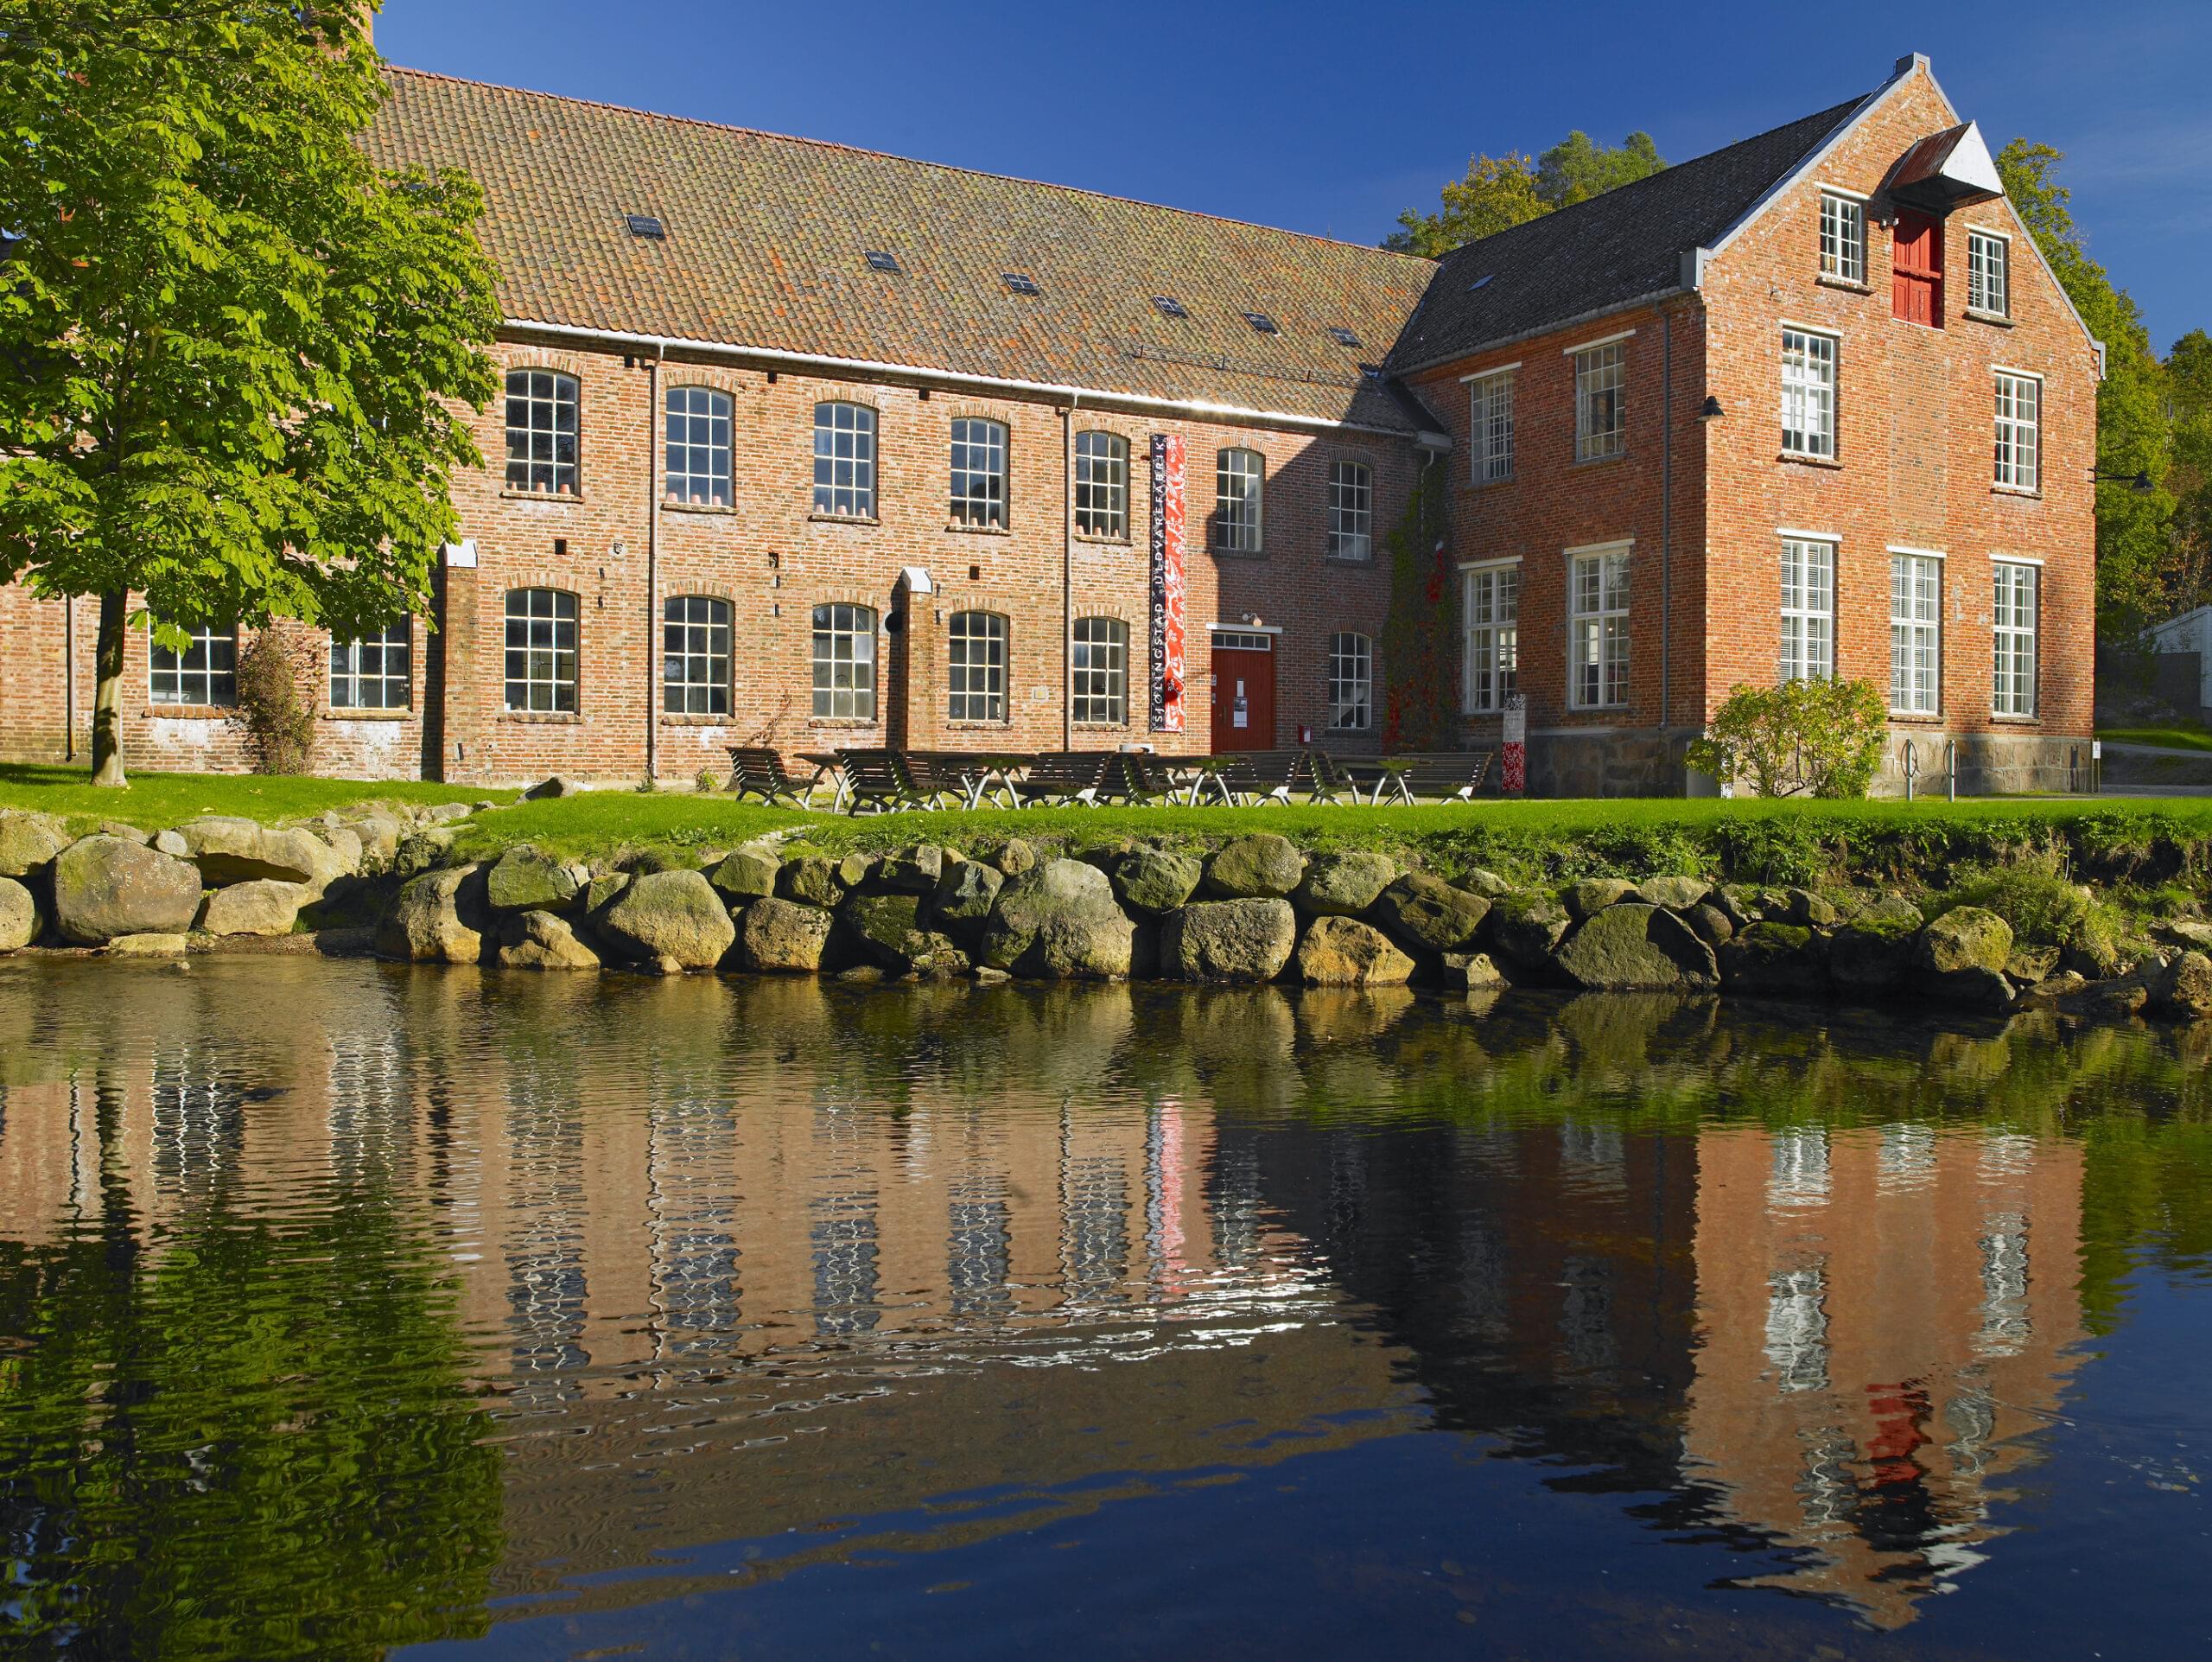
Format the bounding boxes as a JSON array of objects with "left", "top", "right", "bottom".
[{"left": 1149, "top": 436, "right": 1185, "bottom": 732}]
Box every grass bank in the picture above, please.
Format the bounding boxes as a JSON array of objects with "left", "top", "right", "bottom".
[
  {"left": 0, "top": 763, "right": 509, "bottom": 833},
  {"left": 2099, "top": 725, "right": 2212, "bottom": 753}
]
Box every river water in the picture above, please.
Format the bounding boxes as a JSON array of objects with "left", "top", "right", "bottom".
[{"left": 0, "top": 958, "right": 2206, "bottom": 1660}]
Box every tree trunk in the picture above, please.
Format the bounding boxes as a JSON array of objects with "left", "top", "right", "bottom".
[{"left": 89, "top": 589, "right": 128, "bottom": 787}]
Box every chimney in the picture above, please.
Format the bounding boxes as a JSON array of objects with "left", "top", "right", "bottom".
[{"left": 1895, "top": 51, "right": 1929, "bottom": 77}]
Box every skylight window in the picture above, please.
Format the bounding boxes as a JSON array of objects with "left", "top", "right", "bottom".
[
  {"left": 864, "top": 249, "right": 901, "bottom": 273},
  {"left": 1243, "top": 311, "right": 1280, "bottom": 335},
  {"left": 1326, "top": 327, "right": 1361, "bottom": 349},
  {"left": 1152, "top": 295, "right": 1188, "bottom": 320},
  {"left": 625, "top": 213, "right": 666, "bottom": 240},
  {"left": 1467, "top": 274, "right": 1494, "bottom": 291},
  {"left": 1002, "top": 272, "right": 1041, "bottom": 296}
]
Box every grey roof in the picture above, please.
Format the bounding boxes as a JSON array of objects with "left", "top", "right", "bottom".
[{"left": 1384, "top": 94, "right": 1873, "bottom": 375}]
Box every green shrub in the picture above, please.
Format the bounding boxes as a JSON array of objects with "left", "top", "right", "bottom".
[
  {"left": 229, "top": 632, "right": 315, "bottom": 775},
  {"left": 1686, "top": 678, "right": 1888, "bottom": 799},
  {"left": 1938, "top": 850, "right": 2120, "bottom": 959}
]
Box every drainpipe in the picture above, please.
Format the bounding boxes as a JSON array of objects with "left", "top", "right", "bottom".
[
  {"left": 1062, "top": 398, "right": 1077, "bottom": 753},
  {"left": 645, "top": 345, "right": 664, "bottom": 780},
  {"left": 63, "top": 595, "right": 74, "bottom": 761},
  {"left": 1659, "top": 306, "right": 1672, "bottom": 737}
]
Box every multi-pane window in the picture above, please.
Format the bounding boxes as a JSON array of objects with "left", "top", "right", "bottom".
[
  {"left": 1967, "top": 231, "right": 2010, "bottom": 317},
  {"left": 1779, "top": 538, "right": 1834, "bottom": 682},
  {"left": 503, "top": 588, "right": 578, "bottom": 713},
  {"left": 1993, "top": 562, "right": 2039, "bottom": 717},
  {"left": 1889, "top": 553, "right": 1942, "bottom": 716},
  {"left": 1781, "top": 328, "right": 1838, "bottom": 459},
  {"left": 1327, "top": 632, "right": 1372, "bottom": 731},
  {"left": 664, "top": 385, "right": 732, "bottom": 506},
  {"left": 1994, "top": 372, "right": 2040, "bottom": 492},
  {"left": 1569, "top": 548, "right": 1630, "bottom": 709},
  {"left": 1463, "top": 562, "right": 1520, "bottom": 713},
  {"left": 1071, "top": 616, "right": 1128, "bottom": 725},
  {"left": 812, "top": 402, "right": 876, "bottom": 518},
  {"left": 662, "top": 595, "right": 731, "bottom": 715},
  {"left": 1819, "top": 192, "right": 1866, "bottom": 284},
  {"left": 149, "top": 625, "right": 237, "bottom": 706},
  {"left": 1327, "top": 460, "right": 1372, "bottom": 561},
  {"left": 949, "top": 417, "right": 1008, "bottom": 528},
  {"left": 1073, "top": 430, "right": 1128, "bottom": 538},
  {"left": 1215, "top": 447, "right": 1264, "bottom": 551},
  {"left": 505, "top": 369, "right": 579, "bottom": 494},
  {"left": 330, "top": 621, "right": 410, "bottom": 710},
  {"left": 810, "top": 602, "right": 876, "bottom": 720},
  {"left": 947, "top": 610, "right": 1008, "bottom": 722},
  {"left": 1469, "top": 369, "right": 1515, "bottom": 482},
  {"left": 1573, "top": 341, "right": 1626, "bottom": 462}
]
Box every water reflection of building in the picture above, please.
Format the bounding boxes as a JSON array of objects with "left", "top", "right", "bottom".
[{"left": 1684, "top": 1124, "right": 2086, "bottom": 1627}]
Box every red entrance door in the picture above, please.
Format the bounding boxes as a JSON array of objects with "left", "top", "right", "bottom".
[
  {"left": 1210, "top": 634, "right": 1275, "bottom": 751},
  {"left": 1893, "top": 211, "right": 1943, "bottom": 327}
]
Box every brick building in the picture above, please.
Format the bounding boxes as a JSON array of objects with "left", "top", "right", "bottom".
[{"left": 0, "top": 51, "right": 2098, "bottom": 793}]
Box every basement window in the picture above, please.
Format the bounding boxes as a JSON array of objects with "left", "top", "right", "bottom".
[
  {"left": 1002, "top": 272, "right": 1041, "bottom": 296},
  {"left": 624, "top": 213, "right": 666, "bottom": 240},
  {"left": 864, "top": 249, "right": 902, "bottom": 273}
]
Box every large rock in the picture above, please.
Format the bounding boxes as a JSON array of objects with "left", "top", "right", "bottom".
[
  {"left": 2155, "top": 952, "right": 2212, "bottom": 1020},
  {"left": 1484, "top": 891, "right": 1570, "bottom": 967},
  {"left": 1554, "top": 903, "right": 1719, "bottom": 990},
  {"left": 1204, "top": 833, "right": 1306, "bottom": 899},
  {"left": 1786, "top": 888, "right": 1840, "bottom": 927},
  {"left": 1163, "top": 899, "right": 1298, "bottom": 984},
  {"left": 1719, "top": 922, "right": 1830, "bottom": 997},
  {"left": 496, "top": 910, "right": 601, "bottom": 971},
  {"left": 0, "top": 876, "right": 37, "bottom": 951},
  {"left": 1565, "top": 878, "right": 1637, "bottom": 920},
  {"left": 485, "top": 844, "right": 580, "bottom": 913},
  {"left": 838, "top": 892, "right": 968, "bottom": 975},
  {"left": 1369, "top": 871, "right": 1491, "bottom": 953},
  {"left": 1635, "top": 875, "right": 1710, "bottom": 911},
  {"left": 0, "top": 812, "right": 68, "bottom": 878},
  {"left": 877, "top": 844, "right": 946, "bottom": 894},
  {"left": 50, "top": 835, "right": 204, "bottom": 944},
  {"left": 979, "top": 858, "right": 1134, "bottom": 978},
  {"left": 1684, "top": 902, "right": 1735, "bottom": 947},
  {"left": 105, "top": 933, "right": 188, "bottom": 958},
  {"left": 175, "top": 817, "right": 346, "bottom": 889},
  {"left": 929, "top": 856, "right": 1004, "bottom": 945},
  {"left": 1827, "top": 920, "right": 1915, "bottom": 997},
  {"left": 1294, "top": 916, "right": 1414, "bottom": 986},
  {"left": 391, "top": 829, "right": 454, "bottom": 878},
  {"left": 1112, "top": 846, "right": 1204, "bottom": 914},
  {"left": 709, "top": 844, "right": 781, "bottom": 901},
  {"left": 343, "top": 813, "right": 407, "bottom": 871},
  {"left": 777, "top": 854, "right": 843, "bottom": 908},
  {"left": 1916, "top": 907, "right": 2015, "bottom": 977},
  {"left": 738, "top": 898, "right": 836, "bottom": 972},
  {"left": 1292, "top": 850, "right": 1398, "bottom": 917},
  {"left": 197, "top": 879, "right": 311, "bottom": 938},
  {"left": 1859, "top": 895, "right": 1926, "bottom": 931},
  {"left": 374, "top": 865, "right": 486, "bottom": 964},
  {"left": 598, "top": 869, "right": 735, "bottom": 970}
]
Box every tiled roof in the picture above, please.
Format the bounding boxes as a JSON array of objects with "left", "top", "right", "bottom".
[
  {"left": 1383, "top": 94, "right": 1874, "bottom": 375},
  {"left": 366, "top": 69, "right": 1440, "bottom": 435}
]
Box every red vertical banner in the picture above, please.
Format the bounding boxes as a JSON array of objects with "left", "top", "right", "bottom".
[
  {"left": 1502, "top": 692, "right": 1527, "bottom": 794},
  {"left": 1149, "top": 434, "right": 1185, "bottom": 732}
]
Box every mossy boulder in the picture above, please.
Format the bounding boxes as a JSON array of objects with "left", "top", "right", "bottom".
[
  {"left": 598, "top": 869, "right": 736, "bottom": 970},
  {"left": 877, "top": 845, "right": 946, "bottom": 893},
  {"left": 198, "top": 879, "right": 311, "bottom": 939},
  {"left": 1635, "top": 875, "right": 1710, "bottom": 911},
  {"left": 496, "top": 910, "right": 601, "bottom": 971},
  {"left": 838, "top": 892, "right": 969, "bottom": 975},
  {"left": 1112, "top": 846, "right": 1204, "bottom": 914},
  {"left": 375, "top": 865, "right": 486, "bottom": 964},
  {"left": 1554, "top": 903, "right": 1719, "bottom": 990},
  {"left": 1292, "top": 850, "right": 1398, "bottom": 916},
  {"left": 51, "top": 835, "right": 205, "bottom": 945},
  {"left": 709, "top": 844, "right": 781, "bottom": 901},
  {"left": 1162, "top": 899, "right": 1298, "bottom": 984},
  {"left": 738, "top": 898, "right": 835, "bottom": 972},
  {"left": 1484, "top": 891, "right": 1571, "bottom": 967},
  {"left": 1565, "top": 878, "right": 1637, "bottom": 920},
  {"left": 0, "top": 812, "right": 67, "bottom": 878},
  {"left": 2155, "top": 951, "right": 2212, "bottom": 1021},
  {"left": 1205, "top": 833, "right": 1306, "bottom": 899},
  {"left": 1294, "top": 916, "right": 1414, "bottom": 987},
  {"left": 1916, "top": 907, "right": 2015, "bottom": 977},
  {"left": 777, "top": 854, "right": 843, "bottom": 908},
  {"left": 1786, "top": 888, "right": 1840, "bottom": 927},
  {"left": 1684, "top": 902, "right": 1735, "bottom": 947},
  {"left": 930, "top": 856, "right": 1005, "bottom": 944},
  {"left": 1827, "top": 920, "right": 1916, "bottom": 997},
  {"left": 1717, "top": 922, "right": 1828, "bottom": 997},
  {"left": 1369, "top": 871, "right": 1491, "bottom": 953},
  {"left": 979, "top": 858, "right": 1134, "bottom": 978},
  {"left": 485, "top": 844, "right": 581, "bottom": 913},
  {"left": 0, "top": 876, "right": 38, "bottom": 951}
]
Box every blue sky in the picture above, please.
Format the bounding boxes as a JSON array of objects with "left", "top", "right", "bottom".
[{"left": 380, "top": 0, "right": 2208, "bottom": 353}]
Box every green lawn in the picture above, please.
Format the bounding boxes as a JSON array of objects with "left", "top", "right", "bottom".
[
  {"left": 0, "top": 763, "right": 511, "bottom": 832},
  {"left": 2098, "top": 725, "right": 2212, "bottom": 754}
]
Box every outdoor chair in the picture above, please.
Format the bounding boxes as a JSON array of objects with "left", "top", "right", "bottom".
[
  {"left": 1366, "top": 750, "right": 1497, "bottom": 806},
  {"left": 1304, "top": 750, "right": 1363, "bottom": 806},
  {"left": 837, "top": 748, "right": 931, "bottom": 813},
  {"left": 723, "top": 745, "right": 827, "bottom": 809},
  {"left": 1014, "top": 751, "right": 1116, "bottom": 808},
  {"left": 1121, "top": 752, "right": 1185, "bottom": 805}
]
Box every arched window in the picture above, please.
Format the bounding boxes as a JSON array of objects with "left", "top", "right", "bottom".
[
  {"left": 813, "top": 402, "right": 876, "bottom": 518},
  {"left": 948, "top": 610, "right": 1008, "bottom": 723},
  {"left": 1215, "top": 447, "right": 1263, "bottom": 552},
  {"left": 664, "top": 385, "right": 733, "bottom": 506},
  {"left": 331, "top": 621, "right": 410, "bottom": 710},
  {"left": 1327, "top": 460, "right": 1371, "bottom": 561},
  {"left": 149, "top": 624, "right": 237, "bottom": 706},
  {"left": 950, "top": 417, "right": 1008, "bottom": 528},
  {"left": 1327, "top": 632, "right": 1371, "bottom": 731},
  {"left": 504, "top": 588, "right": 578, "bottom": 712},
  {"left": 810, "top": 602, "right": 876, "bottom": 719},
  {"left": 663, "top": 595, "right": 731, "bottom": 715},
  {"left": 1071, "top": 617, "right": 1128, "bottom": 725},
  {"left": 1074, "top": 431, "right": 1128, "bottom": 538},
  {"left": 505, "top": 369, "right": 579, "bottom": 494}
]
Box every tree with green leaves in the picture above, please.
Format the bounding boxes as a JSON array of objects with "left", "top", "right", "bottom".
[
  {"left": 0, "top": 0, "right": 499, "bottom": 786},
  {"left": 1387, "top": 131, "right": 1666, "bottom": 258}
]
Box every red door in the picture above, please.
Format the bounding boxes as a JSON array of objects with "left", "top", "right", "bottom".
[
  {"left": 1210, "top": 637, "right": 1276, "bottom": 752},
  {"left": 1893, "top": 211, "right": 1943, "bottom": 327}
]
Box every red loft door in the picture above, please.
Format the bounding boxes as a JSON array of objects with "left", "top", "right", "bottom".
[
  {"left": 1210, "top": 639, "right": 1276, "bottom": 752},
  {"left": 1893, "top": 211, "right": 1943, "bottom": 327}
]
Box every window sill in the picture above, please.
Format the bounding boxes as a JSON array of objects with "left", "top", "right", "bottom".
[
  {"left": 1324, "top": 554, "right": 1376, "bottom": 568},
  {"left": 1887, "top": 712, "right": 1944, "bottom": 724},
  {"left": 1964, "top": 308, "right": 2015, "bottom": 328},
  {"left": 1565, "top": 705, "right": 1629, "bottom": 716},
  {"left": 664, "top": 499, "right": 736, "bottom": 516},
  {"left": 501, "top": 710, "right": 582, "bottom": 724},
  {"left": 944, "top": 521, "right": 1011, "bottom": 537},
  {"left": 1573, "top": 450, "right": 1627, "bottom": 468},
  {"left": 1992, "top": 714, "right": 2043, "bottom": 725},
  {"left": 143, "top": 705, "right": 235, "bottom": 720},
  {"left": 1072, "top": 721, "right": 1130, "bottom": 731},
  {"left": 1815, "top": 274, "right": 1874, "bottom": 295},
  {"left": 1074, "top": 532, "right": 1132, "bottom": 547},
  {"left": 500, "top": 488, "right": 584, "bottom": 505},
  {"left": 1210, "top": 545, "right": 1268, "bottom": 560},
  {"left": 808, "top": 512, "right": 880, "bottom": 527},
  {"left": 1462, "top": 474, "right": 1516, "bottom": 491},
  {"left": 321, "top": 708, "right": 412, "bottom": 722},
  {"left": 1778, "top": 452, "right": 1845, "bottom": 470},
  {"left": 807, "top": 718, "right": 881, "bottom": 730},
  {"left": 1993, "top": 484, "right": 2044, "bottom": 500},
  {"left": 659, "top": 712, "right": 732, "bottom": 726}
]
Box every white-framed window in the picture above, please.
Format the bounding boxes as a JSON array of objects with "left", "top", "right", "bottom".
[
  {"left": 950, "top": 417, "right": 1008, "bottom": 529},
  {"left": 810, "top": 602, "right": 876, "bottom": 720},
  {"left": 1780, "top": 328, "right": 1838, "bottom": 459},
  {"left": 1073, "top": 430, "right": 1127, "bottom": 538},
  {"left": 664, "top": 385, "right": 732, "bottom": 506},
  {"left": 330, "top": 621, "right": 410, "bottom": 710},
  {"left": 1993, "top": 561, "right": 2039, "bottom": 717},
  {"left": 1569, "top": 547, "right": 1630, "bottom": 709},
  {"left": 1215, "top": 447, "right": 1264, "bottom": 551},
  {"left": 1573, "top": 341, "right": 1625, "bottom": 462},
  {"left": 1889, "top": 552, "right": 1942, "bottom": 716},
  {"left": 150, "top": 624, "right": 237, "bottom": 706},
  {"left": 812, "top": 401, "right": 876, "bottom": 518},
  {"left": 1462, "top": 561, "right": 1520, "bottom": 713},
  {"left": 1071, "top": 616, "right": 1128, "bottom": 725},
  {"left": 1327, "top": 632, "right": 1372, "bottom": 730},
  {"left": 1994, "top": 372, "right": 2040, "bottom": 492},
  {"left": 1469, "top": 368, "right": 1515, "bottom": 482},
  {"left": 503, "top": 588, "right": 578, "bottom": 713},
  {"left": 1779, "top": 538, "right": 1834, "bottom": 682},
  {"left": 1327, "top": 460, "right": 1372, "bottom": 561},
  {"left": 663, "top": 595, "right": 731, "bottom": 716},
  {"left": 1967, "top": 230, "right": 2010, "bottom": 317},
  {"left": 505, "top": 368, "right": 579, "bottom": 495},
  {"left": 947, "top": 609, "right": 1008, "bottom": 722},
  {"left": 1819, "top": 191, "right": 1866, "bottom": 285}
]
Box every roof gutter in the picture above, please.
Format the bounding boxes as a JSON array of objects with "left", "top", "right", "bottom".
[
  {"left": 505, "top": 319, "right": 1451, "bottom": 448},
  {"left": 1385, "top": 286, "right": 1688, "bottom": 381}
]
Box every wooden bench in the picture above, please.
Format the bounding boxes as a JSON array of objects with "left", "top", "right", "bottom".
[
  {"left": 1362, "top": 751, "right": 1497, "bottom": 806},
  {"left": 836, "top": 748, "right": 934, "bottom": 813},
  {"left": 724, "top": 745, "right": 830, "bottom": 809},
  {"left": 1013, "top": 751, "right": 1116, "bottom": 808}
]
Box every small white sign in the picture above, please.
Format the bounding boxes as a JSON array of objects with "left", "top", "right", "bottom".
[
  {"left": 2092, "top": 740, "right": 2102, "bottom": 760},
  {"left": 442, "top": 539, "right": 477, "bottom": 569}
]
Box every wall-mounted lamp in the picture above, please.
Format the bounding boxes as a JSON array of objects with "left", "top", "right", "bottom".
[
  {"left": 1699, "top": 395, "right": 1726, "bottom": 422},
  {"left": 2093, "top": 470, "right": 2155, "bottom": 494},
  {"left": 1240, "top": 611, "right": 1263, "bottom": 627}
]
